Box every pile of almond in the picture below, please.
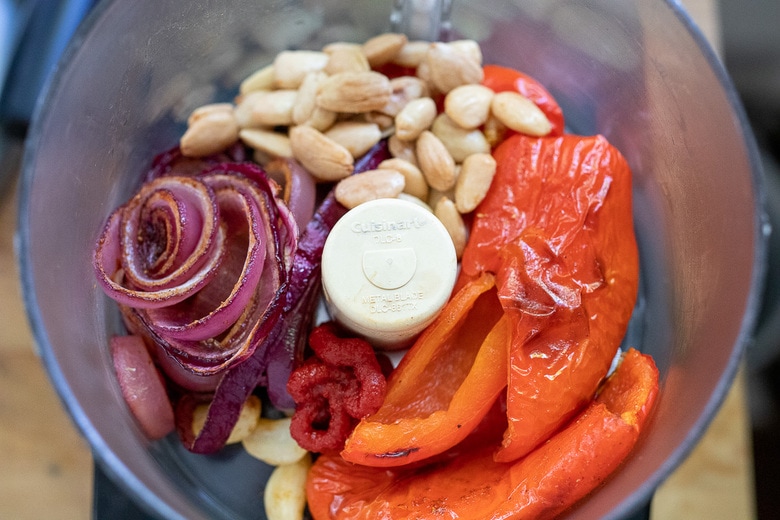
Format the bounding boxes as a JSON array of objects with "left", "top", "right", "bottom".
[{"left": 180, "top": 33, "right": 553, "bottom": 258}]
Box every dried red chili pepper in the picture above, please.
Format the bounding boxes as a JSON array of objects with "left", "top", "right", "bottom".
[
  {"left": 461, "top": 132, "right": 640, "bottom": 462},
  {"left": 306, "top": 348, "right": 659, "bottom": 520},
  {"left": 287, "top": 322, "right": 387, "bottom": 453}
]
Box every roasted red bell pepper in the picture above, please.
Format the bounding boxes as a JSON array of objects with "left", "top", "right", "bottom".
[
  {"left": 307, "top": 348, "right": 659, "bottom": 520},
  {"left": 340, "top": 272, "right": 509, "bottom": 466},
  {"left": 461, "top": 133, "right": 639, "bottom": 462},
  {"left": 482, "top": 64, "right": 566, "bottom": 137}
]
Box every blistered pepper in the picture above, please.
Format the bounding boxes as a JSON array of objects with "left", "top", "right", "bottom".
[
  {"left": 287, "top": 322, "right": 386, "bottom": 453},
  {"left": 482, "top": 64, "right": 566, "bottom": 137},
  {"left": 307, "top": 348, "right": 659, "bottom": 520},
  {"left": 461, "top": 132, "right": 640, "bottom": 462},
  {"left": 340, "top": 272, "right": 509, "bottom": 466}
]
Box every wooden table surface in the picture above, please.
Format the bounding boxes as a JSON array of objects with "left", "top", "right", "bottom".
[{"left": 0, "top": 1, "right": 757, "bottom": 518}]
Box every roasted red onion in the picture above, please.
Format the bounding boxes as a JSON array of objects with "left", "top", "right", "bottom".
[
  {"left": 97, "top": 141, "right": 389, "bottom": 453},
  {"left": 110, "top": 334, "right": 175, "bottom": 440},
  {"left": 94, "top": 176, "right": 225, "bottom": 309},
  {"left": 95, "top": 161, "right": 296, "bottom": 377},
  {"left": 174, "top": 140, "right": 391, "bottom": 453}
]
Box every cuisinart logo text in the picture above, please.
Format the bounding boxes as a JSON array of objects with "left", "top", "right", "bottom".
[{"left": 350, "top": 217, "right": 428, "bottom": 234}]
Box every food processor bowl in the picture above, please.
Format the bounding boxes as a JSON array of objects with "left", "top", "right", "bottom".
[{"left": 17, "top": 1, "right": 765, "bottom": 519}]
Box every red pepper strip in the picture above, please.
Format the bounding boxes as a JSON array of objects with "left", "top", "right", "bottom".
[
  {"left": 306, "top": 348, "right": 659, "bottom": 520},
  {"left": 340, "top": 272, "right": 508, "bottom": 467},
  {"left": 287, "top": 322, "right": 386, "bottom": 453},
  {"left": 461, "top": 133, "right": 639, "bottom": 462},
  {"left": 482, "top": 64, "right": 565, "bottom": 137}
]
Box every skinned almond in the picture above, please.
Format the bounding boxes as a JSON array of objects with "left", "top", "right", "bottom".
[
  {"left": 434, "top": 196, "right": 468, "bottom": 258},
  {"left": 455, "top": 152, "right": 497, "bottom": 213},
  {"left": 239, "top": 64, "right": 275, "bottom": 94},
  {"left": 395, "top": 97, "right": 437, "bottom": 141},
  {"left": 380, "top": 76, "right": 430, "bottom": 117},
  {"left": 491, "top": 91, "right": 553, "bottom": 136},
  {"left": 289, "top": 125, "right": 354, "bottom": 181},
  {"left": 239, "top": 128, "right": 293, "bottom": 158},
  {"left": 250, "top": 89, "right": 297, "bottom": 127},
  {"left": 293, "top": 72, "right": 337, "bottom": 131},
  {"left": 325, "top": 121, "right": 382, "bottom": 158},
  {"left": 272, "top": 50, "right": 329, "bottom": 89},
  {"left": 325, "top": 45, "right": 370, "bottom": 74},
  {"left": 234, "top": 91, "right": 268, "bottom": 128},
  {"left": 180, "top": 104, "right": 239, "bottom": 157},
  {"left": 316, "top": 71, "right": 392, "bottom": 113},
  {"left": 416, "top": 130, "right": 456, "bottom": 191},
  {"left": 444, "top": 84, "right": 495, "bottom": 129},
  {"left": 334, "top": 168, "right": 406, "bottom": 209},
  {"left": 425, "top": 42, "right": 484, "bottom": 93},
  {"left": 379, "top": 158, "right": 429, "bottom": 201},
  {"left": 388, "top": 134, "right": 418, "bottom": 165},
  {"left": 431, "top": 113, "right": 491, "bottom": 162},
  {"left": 362, "top": 32, "right": 408, "bottom": 68},
  {"left": 393, "top": 40, "right": 431, "bottom": 68}
]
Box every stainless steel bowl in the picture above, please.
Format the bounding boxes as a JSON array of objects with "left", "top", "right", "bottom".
[{"left": 17, "top": 1, "right": 765, "bottom": 518}]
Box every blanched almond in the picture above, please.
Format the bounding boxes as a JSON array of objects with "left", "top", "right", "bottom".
[
  {"left": 434, "top": 196, "right": 468, "bottom": 259},
  {"left": 272, "top": 50, "right": 329, "bottom": 89},
  {"left": 397, "top": 192, "right": 433, "bottom": 212},
  {"left": 239, "top": 128, "right": 292, "bottom": 158},
  {"left": 187, "top": 102, "right": 234, "bottom": 125},
  {"left": 362, "top": 32, "right": 408, "bottom": 68},
  {"left": 317, "top": 71, "right": 392, "bottom": 113},
  {"left": 363, "top": 111, "right": 395, "bottom": 133},
  {"left": 324, "top": 121, "right": 382, "bottom": 158},
  {"left": 379, "top": 158, "right": 429, "bottom": 200},
  {"left": 380, "top": 76, "right": 430, "bottom": 117},
  {"left": 292, "top": 72, "right": 337, "bottom": 131},
  {"left": 334, "top": 168, "right": 405, "bottom": 209},
  {"left": 239, "top": 64, "right": 275, "bottom": 94},
  {"left": 263, "top": 454, "right": 311, "bottom": 520},
  {"left": 180, "top": 104, "right": 239, "bottom": 157},
  {"left": 289, "top": 125, "right": 354, "bottom": 181},
  {"left": 393, "top": 40, "right": 430, "bottom": 68},
  {"left": 425, "top": 42, "right": 483, "bottom": 93},
  {"left": 427, "top": 186, "right": 456, "bottom": 211},
  {"left": 491, "top": 91, "right": 552, "bottom": 136},
  {"left": 395, "top": 97, "right": 437, "bottom": 141},
  {"left": 234, "top": 91, "right": 268, "bottom": 128},
  {"left": 455, "top": 153, "right": 497, "bottom": 213},
  {"left": 483, "top": 113, "right": 508, "bottom": 147},
  {"left": 242, "top": 417, "right": 307, "bottom": 466},
  {"left": 444, "top": 84, "right": 494, "bottom": 129},
  {"left": 324, "top": 45, "right": 370, "bottom": 74},
  {"left": 416, "top": 130, "right": 456, "bottom": 191},
  {"left": 388, "top": 134, "right": 418, "bottom": 165},
  {"left": 250, "top": 89, "right": 297, "bottom": 127},
  {"left": 431, "top": 113, "right": 490, "bottom": 162},
  {"left": 449, "top": 39, "right": 483, "bottom": 65},
  {"left": 322, "top": 41, "right": 362, "bottom": 54}
]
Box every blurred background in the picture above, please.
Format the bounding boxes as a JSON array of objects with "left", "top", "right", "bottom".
[
  {"left": 719, "top": 1, "right": 780, "bottom": 518},
  {"left": 0, "top": 0, "right": 778, "bottom": 518}
]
